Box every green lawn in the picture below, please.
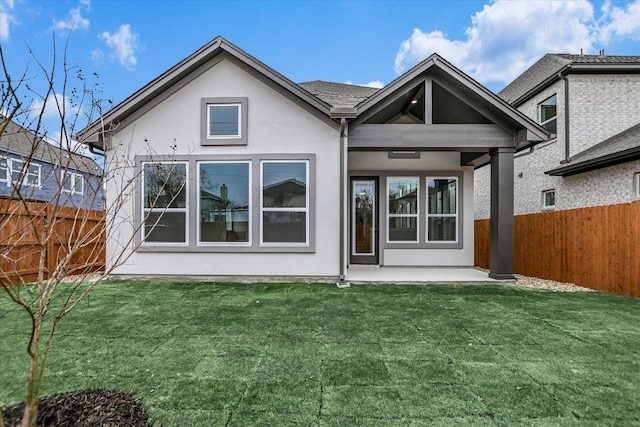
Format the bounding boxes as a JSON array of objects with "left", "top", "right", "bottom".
[{"left": 1, "top": 281, "right": 639, "bottom": 426}]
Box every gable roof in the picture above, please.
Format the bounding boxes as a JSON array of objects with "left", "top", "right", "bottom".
[
  {"left": 353, "top": 53, "right": 549, "bottom": 145},
  {"left": 1, "top": 118, "right": 102, "bottom": 176},
  {"left": 298, "top": 81, "right": 379, "bottom": 108},
  {"left": 546, "top": 122, "right": 640, "bottom": 177},
  {"left": 78, "top": 37, "right": 335, "bottom": 148},
  {"left": 499, "top": 53, "right": 640, "bottom": 105}
]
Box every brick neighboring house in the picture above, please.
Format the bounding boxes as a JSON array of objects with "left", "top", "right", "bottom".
[
  {"left": 473, "top": 54, "right": 640, "bottom": 296},
  {"left": 0, "top": 117, "right": 104, "bottom": 210},
  {"left": 475, "top": 53, "right": 640, "bottom": 218}
]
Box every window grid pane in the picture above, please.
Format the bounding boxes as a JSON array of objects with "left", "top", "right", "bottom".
[
  {"left": 261, "top": 161, "right": 308, "bottom": 244},
  {"left": 142, "top": 162, "right": 188, "bottom": 244},
  {"left": 387, "top": 177, "right": 419, "bottom": 242}
]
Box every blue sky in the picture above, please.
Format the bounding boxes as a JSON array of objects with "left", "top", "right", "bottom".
[{"left": 2, "top": 0, "right": 640, "bottom": 143}]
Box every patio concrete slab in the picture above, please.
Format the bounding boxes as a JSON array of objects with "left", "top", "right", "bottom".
[{"left": 345, "top": 266, "right": 509, "bottom": 284}]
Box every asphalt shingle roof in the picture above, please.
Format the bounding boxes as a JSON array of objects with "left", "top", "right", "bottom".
[
  {"left": 546, "top": 122, "right": 640, "bottom": 176},
  {"left": 0, "top": 118, "right": 102, "bottom": 176},
  {"left": 298, "top": 80, "right": 380, "bottom": 108},
  {"left": 499, "top": 54, "right": 640, "bottom": 104}
]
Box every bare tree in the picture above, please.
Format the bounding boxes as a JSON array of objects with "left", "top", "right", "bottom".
[{"left": 0, "top": 39, "right": 184, "bottom": 427}]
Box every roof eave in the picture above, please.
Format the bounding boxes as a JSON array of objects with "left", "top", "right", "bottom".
[
  {"left": 546, "top": 146, "right": 640, "bottom": 177},
  {"left": 77, "top": 37, "right": 333, "bottom": 148}
]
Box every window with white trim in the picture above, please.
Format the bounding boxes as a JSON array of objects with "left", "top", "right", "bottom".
[
  {"left": 539, "top": 94, "right": 557, "bottom": 134},
  {"left": 542, "top": 189, "right": 555, "bottom": 209},
  {"left": 0, "top": 157, "right": 41, "bottom": 187},
  {"left": 198, "top": 161, "right": 251, "bottom": 244},
  {"left": 635, "top": 173, "right": 640, "bottom": 199},
  {"left": 387, "top": 177, "right": 419, "bottom": 242},
  {"left": 261, "top": 160, "right": 309, "bottom": 245},
  {"left": 200, "top": 97, "right": 248, "bottom": 146},
  {"left": 427, "top": 178, "right": 458, "bottom": 242},
  {"left": 142, "top": 162, "right": 188, "bottom": 244},
  {"left": 61, "top": 171, "right": 84, "bottom": 195}
]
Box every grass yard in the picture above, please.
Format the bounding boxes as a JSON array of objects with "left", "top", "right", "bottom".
[{"left": 1, "top": 281, "right": 639, "bottom": 426}]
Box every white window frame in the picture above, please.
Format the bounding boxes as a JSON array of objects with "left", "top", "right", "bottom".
[
  {"left": 206, "top": 103, "right": 241, "bottom": 139},
  {"left": 141, "top": 161, "right": 189, "bottom": 247},
  {"left": 197, "top": 160, "right": 252, "bottom": 247},
  {"left": 635, "top": 173, "right": 640, "bottom": 199},
  {"left": 539, "top": 94, "right": 557, "bottom": 133},
  {"left": 1, "top": 157, "right": 41, "bottom": 188},
  {"left": 61, "top": 171, "right": 84, "bottom": 195},
  {"left": 260, "top": 160, "right": 310, "bottom": 247},
  {"left": 426, "top": 177, "right": 458, "bottom": 243},
  {"left": 542, "top": 189, "right": 556, "bottom": 210},
  {"left": 386, "top": 176, "right": 420, "bottom": 243},
  {"left": 0, "top": 156, "right": 10, "bottom": 184}
]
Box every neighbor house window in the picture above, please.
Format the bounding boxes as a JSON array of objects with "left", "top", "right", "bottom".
[
  {"left": 142, "top": 162, "right": 188, "bottom": 244},
  {"left": 200, "top": 97, "right": 248, "bottom": 145},
  {"left": 1, "top": 157, "right": 41, "bottom": 187},
  {"left": 542, "top": 189, "right": 555, "bottom": 209},
  {"left": 427, "top": 178, "right": 458, "bottom": 242},
  {"left": 198, "top": 161, "right": 251, "bottom": 244},
  {"left": 539, "top": 94, "right": 557, "bottom": 134},
  {"left": 61, "top": 171, "right": 84, "bottom": 195},
  {"left": 261, "top": 160, "right": 308, "bottom": 245},
  {"left": 635, "top": 173, "right": 640, "bottom": 199},
  {"left": 387, "top": 177, "right": 419, "bottom": 242}
]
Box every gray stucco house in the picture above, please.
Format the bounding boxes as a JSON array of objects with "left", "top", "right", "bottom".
[
  {"left": 475, "top": 53, "right": 640, "bottom": 218},
  {"left": 79, "top": 37, "right": 549, "bottom": 281},
  {"left": 0, "top": 118, "right": 104, "bottom": 210}
]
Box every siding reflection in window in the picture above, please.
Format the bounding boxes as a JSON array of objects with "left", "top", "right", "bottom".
[
  {"left": 261, "top": 161, "right": 308, "bottom": 244},
  {"left": 427, "top": 178, "right": 457, "bottom": 242},
  {"left": 199, "top": 162, "right": 250, "bottom": 243},
  {"left": 387, "top": 177, "right": 418, "bottom": 242}
]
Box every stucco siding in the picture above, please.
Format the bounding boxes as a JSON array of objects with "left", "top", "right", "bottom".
[{"left": 106, "top": 57, "right": 341, "bottom": 277}]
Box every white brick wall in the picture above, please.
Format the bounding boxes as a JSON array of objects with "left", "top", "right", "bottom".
[{"left": 474, "top": 73, "right": 640, "bottom": 219}]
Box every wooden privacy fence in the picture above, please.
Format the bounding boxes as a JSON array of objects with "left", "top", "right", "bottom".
[
  {"left": 0, "top": 199, "right": 106, "bottom": 284},
  {"left": 475, "top": 201, "right": 640, "bottom": 297}
]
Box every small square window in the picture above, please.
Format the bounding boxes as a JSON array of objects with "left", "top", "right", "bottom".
[
  {"left": 542, "top": 189, "right": 555, "bottom": 209},
  {"left": 539, "top": 94, "right": 557, "bottom": 134},
  {"left": 200, "top": 97, "right": 248, "bottom": 146}
]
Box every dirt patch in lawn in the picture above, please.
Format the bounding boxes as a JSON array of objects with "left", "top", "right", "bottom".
[{"left": 1, "top": 389, "right": 150, "bottom": 427}]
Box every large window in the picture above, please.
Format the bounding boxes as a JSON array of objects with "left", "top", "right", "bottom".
[
  {"left": 200, "top": 97, "right": 248, "bottom": 146},
  {"left": 387, "top": 177, "right": 419, "bottom": 242},
  {"left": 142, "top": 162, "right": 188, "bottom": 244},
  {"left": 62, "top": 171, "right": 84, "bottom": 195},
  {"left": 261, "top": 161, "right": 308, "bottom": 244},
  {"left": 0, "top": 157, "right": 41, "bottom": 187},
  {"left": 198, "top": 162, "right": 250, "bottom": 244},
  {"left": 539, "top": 94, "right": 557, "bottom": 134},
  {"left": 427, "top": 178, "right": 457, "bottom": 242}
]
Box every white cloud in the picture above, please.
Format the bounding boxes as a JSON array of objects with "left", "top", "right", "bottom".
[
  {"left": 395, "top": 0, "right": 598, "bottom": 86},
  {"left": 344, "top": 80, "right": 385, "bottom": 88},
  {"left": 30, "top": 93, "right": 83, "bottom": 121},
  {"left": 98, "top": 24, "right": 140, "bottom": 70},
  {"left": 53, "top": 5, "right": 90, "bottom": 32},
  {"left": 599, "top": 0, "right": 640, "bottom": 42},
  {"left": 0, "top": 0, "right": 16, "bottom": 42}
]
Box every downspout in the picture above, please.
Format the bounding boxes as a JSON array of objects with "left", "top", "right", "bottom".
[
  {"left": 558, "top": 72, "right": 571, "bottom": 163},
  {"left": 339, "top": 117, "right": 346, "bottom": 281}
]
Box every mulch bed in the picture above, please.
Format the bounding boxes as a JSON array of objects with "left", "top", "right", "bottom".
[{"left": 1, "top": 389, "right": 150, "bottom": 427}]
